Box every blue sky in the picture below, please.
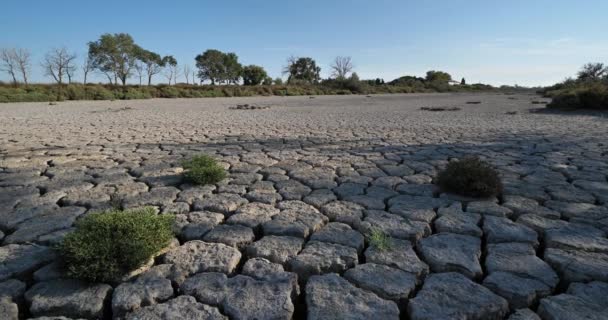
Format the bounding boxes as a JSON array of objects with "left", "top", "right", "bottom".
[{"left": 2, "top": 0, "right": 608, "bottom": 86}]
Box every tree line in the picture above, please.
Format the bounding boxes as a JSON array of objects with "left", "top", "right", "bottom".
[{"left": 1, "top": 33, "right": 363, "bottom": 87}]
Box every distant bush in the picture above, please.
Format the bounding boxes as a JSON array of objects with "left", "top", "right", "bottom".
[
  {"left": 0, "top": 78, "right": 498, "bottom": 103},
  {"left": 547, "top": 86, "right": 608, "bottom": 110},
  {"left": 159, "top": 86, "right": 181, "bottom": 98},
  {"left": 182, "top": 154, "right": 227, "bottom": 185},
  {"left": 59, "top": 207, "right": 174, "bottom": 282},
  {"left": 124, "top": 87, "right": 152, "bottom": 100},
  {"left": 436, "top": 157, "right": 503, "bottom": 198},
  {"left": 86, "top": 85, "right": 117, "bottom": 100}
]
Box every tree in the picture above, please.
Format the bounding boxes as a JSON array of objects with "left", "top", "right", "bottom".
[
  {"left": 13, "top": 48, "right": 31, "bottom": 85},
  {"left": 283, "top": 56, "right": 321, "bottom": 84},
  {"left": 138, "top": 49, "right": 164, "bottom": 85},
  {"left": 577, "top": 63, "right": 606, "bottom": 82},
  {"left": 274, "top": 77, "right": 283, "bottom": 85},
  {"left": 66, "top": 56, "right": 77, "bottom": 84},
  {"left": 82, "top": 56, "right": 93, "bottom": 85},
  {"left": 426, "top": 70, "right": 452, "bottom": 83},
  {"left": 42, "top": 47, "right": 77, "bottom": 85},
  {"left": 0, "top": 48, "right": 19, "bottom": 85},
  {"left": 262, "top": 77, "right": 273, "bottom": 85},
  {"left": 223, "top": 53, "right": 242, "bottom": 84},
  {"left": 88, "top": 33, "right": 141, "bottom": 86},
  {"left": 183, "top": 64, "right": 192, "bottom": 84},
  {"left": 242, "top": 65, "right": 268, "bottom": 85},
  {"left": 195, "top": 49, "right": 242, "bottom": 84},
  {"left": 461, "top": 77, "right": 466, "bottom": 85},
  {"left": 162, "top": 55, "right": 178, "bottom": 85},
  {"left": 331, "top": 56, "right": 353, "bottom": 79},
  {"left": 134, "top": 61, "right": 144, "bottom": 85}
]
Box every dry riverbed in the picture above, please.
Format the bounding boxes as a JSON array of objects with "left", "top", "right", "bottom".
[{"left": 1, "top": 93, "right": 607, "bottom": 319}]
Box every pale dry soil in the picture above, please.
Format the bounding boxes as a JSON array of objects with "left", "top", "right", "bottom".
[{"left": 1, "top": 93, "right": 608, "bottom": 320}]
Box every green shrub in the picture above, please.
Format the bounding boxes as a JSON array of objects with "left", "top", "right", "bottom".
[
  {"left": 367, "top": 229, "right": 392, "bottom": 251},
  {"left": 436, "top": 157, "right": 503, "bottom": 198},
  {"left": 547, "top": 87, "right": 608, "bottom": 110},
  {"left": 578, "top": 87, "right": 608, "bottom": 109},
  {"left": 159, "top": 86, "right": 181, "bottom": 98},
  {"left": 123, "top": 88, "right": 152, "bottom": 100},
  {"left": 86, "top": 85, "right": 116, "bottom": 100},
  {"left": 182, "top": 155, "right": 227, "bottom": 185},
  {"left": 58, "top": 207, "right": 174, "bottom": 282}
]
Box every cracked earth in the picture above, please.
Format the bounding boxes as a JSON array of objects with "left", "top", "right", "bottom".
[{"left": 1, "top": 93, "right": 607, "bottom": 320}]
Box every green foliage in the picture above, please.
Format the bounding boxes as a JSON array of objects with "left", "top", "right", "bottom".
[
  {"left": 123, "top": 87, "right": 152, "bottom": 99},
  {"left": 88, "top": 33, "right": 142, "bottom": 85},
  {"left": 159, "top": 86, "right": 181, "bottom": 98},
  {"left": 195, "top": 49, "right": 242, "bottom": 85},
  {"left": 182, "top": 155, "right": 227, "bottom": 185},
  {"left": 285, "top": 57, "right": 321, "bottom": 84},
  {"left": 577, "top": 63, "right": 607, "bottom": 82},
  {"left": 548, "top": 86, "right": 608, "bottom": 110},
  {"left": 58, "top": 207, "right": 174, "bottom": 282},
  {"left": 426, "top": 70, "right": 452, "bottom": 83},
  {"left": 0, "top": 78, "right": 497, "bottom": 103},
  {"left": 274, "top": 78, "right": 284, "bottom": 85},
  {"left": 436, "top": 157, "right": 503, "bottom": 198},
  {"left": 368, "top": 229, "right": 392, "bottom": 251},
  {"left": 242, "top": 65, "right": 268, "bottom": 86}
]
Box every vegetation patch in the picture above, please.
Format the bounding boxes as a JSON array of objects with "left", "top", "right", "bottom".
[
  {"left": 436, "top": 157, "right": 503, "bottom": 198},
  {"left": 542, "top": 63, "right": 608, "bottom": 110},
  {"left": 367, "top": 229, "right": 393, "bottom": 251},
  {"left": 58, "top": 207, "right": 174, "bottom": 282},
  {"left": 182, "top": 154, "right": 227, "bottom": 185}
]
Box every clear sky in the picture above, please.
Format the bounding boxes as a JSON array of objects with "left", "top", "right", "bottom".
[{"left": 2, "top": 0, "right": 608, "bottom": 86}]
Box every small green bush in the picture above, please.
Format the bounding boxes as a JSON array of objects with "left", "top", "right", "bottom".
[
  {"left": 58, "top": 208, "right": 174, "bottom": 282},
  {"left": 182, "top": 155, "right": 227, "bottom": 185},
  {"left": 436, "top": 157, "right": 503, "bottom": 198},
  {"left": 368, "top": 229, "right": 392, "bottom": 251}
]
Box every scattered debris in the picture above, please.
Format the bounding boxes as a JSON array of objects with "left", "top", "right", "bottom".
[
  {"left": 531, "top": 100, "right": 547, "bottom": 104},
  {"left": 365, "top": 95, "right": 373, "bottom": 98},
  {"left": 309, "top": 96, "right": 316, "bottom": 99},
  {"left": 466, "top": 101, "right": 482, "bottom": 104},
  {"left": 505, "top": 111, "right": 518, "bottom": 115},
  {"left": 48, "top": 102, "right": 57, "bottom": 106},
  {"left": 507, "top": 97, "right": 517, "bottom": 100},
  {"left": 420, "top": 106, "right": 461, "bottom": 112},
  {"left": 90, "top": 106, "right": 134, "bottom": 114},
  {"left": 230, "top": 104, "right": 271, "bottom": 110}
]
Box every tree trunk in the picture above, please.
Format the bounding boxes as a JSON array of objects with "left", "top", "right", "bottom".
[
  {"left": 9, "top": 71, "right": 17, "bottom": 86},
  {"left": 21, "top": 71, "right": 28, "bottom": 86}
]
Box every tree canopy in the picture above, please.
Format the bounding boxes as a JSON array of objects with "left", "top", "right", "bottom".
[
  {"left": 284, "top": 57, "right": 321, "bottom": 84},
  {"left": 195, "top": 49, "right": 242, "bottom": 85},
  {"left": 88, "top": 33, "right": 141, "bottom": 85},
  {"left": 242, "top": 65, "right": 268, "bottom": 85},
  {"left": 577, "top": 63, "right": 607, "bottom": 82},
  {"left": 425, "top": 70, "right": 452, "bottom": 83}
]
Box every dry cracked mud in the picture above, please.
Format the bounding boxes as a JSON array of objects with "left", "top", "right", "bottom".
[{"left": 1, "top": 93, "right": 607, "bottom": 319}]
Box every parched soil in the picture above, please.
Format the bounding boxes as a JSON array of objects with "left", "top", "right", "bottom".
[{"left": 1, "top": 93, "right": 607, "bottom": 319}]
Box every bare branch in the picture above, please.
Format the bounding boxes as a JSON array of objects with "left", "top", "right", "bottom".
[
  {"left": 331, "top": 56, "right": 353, "bottom": 79},
  {"left": 42, "top": 47, "right": 77, "bottom": 85},
  {"left": 0, "top": 48, "right": 19, "bottom": 85}
]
